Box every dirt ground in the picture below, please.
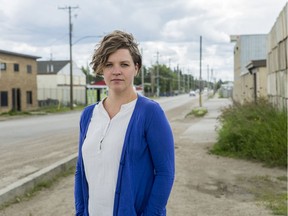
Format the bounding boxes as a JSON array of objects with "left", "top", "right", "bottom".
[{"left": 0, "top": 98, "right": 287, "bottom": 216}]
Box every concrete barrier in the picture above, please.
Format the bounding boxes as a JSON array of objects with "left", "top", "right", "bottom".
[{"left": 0, "top": 153, "right": 77, "bottom": 207}]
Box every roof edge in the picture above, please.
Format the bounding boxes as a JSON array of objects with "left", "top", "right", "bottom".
[{"left": 0, "top": 49, "right": 41, "bottom": 59}]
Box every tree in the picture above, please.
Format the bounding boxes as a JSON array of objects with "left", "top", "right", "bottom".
[{"left": 81, "top": 65, "right": 103, "bottom": 84}]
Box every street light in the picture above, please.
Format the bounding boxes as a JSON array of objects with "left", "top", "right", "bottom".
[
  {"left": 72, "top": 35, "right": 103, "bottom": 106},
  {"left": 59, "top": 6, "right": 104, "bottom": 110},
  {"left": 72, "top": 35, "right": 103, "bottom": 46},
  {"left": 58, "top": 5, "right": 79, "bottom": 110}
]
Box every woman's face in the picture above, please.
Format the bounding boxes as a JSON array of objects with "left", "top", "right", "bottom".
[{"left": 103, "top": 48, "right": 138, "bottom": 94}]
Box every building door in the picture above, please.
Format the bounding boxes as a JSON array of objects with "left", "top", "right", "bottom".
[
  {"left": 97, "top": 89, "right": 101, "bottom": 102},
  {"left": 253, "top": 73, "right": 257, "bottom": 102},
  {"left": 12, "top": 88, "right": 21, "bottom": 111}
]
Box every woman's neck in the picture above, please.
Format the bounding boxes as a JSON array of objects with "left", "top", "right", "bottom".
[{"left": 103, "top": 90, "right": 137, "bottom": 119}]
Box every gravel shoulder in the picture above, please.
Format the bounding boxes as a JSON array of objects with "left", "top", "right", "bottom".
[{"left": 0, "top": 97, "right": 286, "bottom": 216}]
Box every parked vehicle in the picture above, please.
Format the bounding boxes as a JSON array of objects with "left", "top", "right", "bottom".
[{"left": 189, "top": 91, "right": 196, "bottom": 96}]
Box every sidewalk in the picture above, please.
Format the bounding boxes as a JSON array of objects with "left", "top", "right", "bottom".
[{"left": 181, "top": 97, "right": 232, "bottom": 143}]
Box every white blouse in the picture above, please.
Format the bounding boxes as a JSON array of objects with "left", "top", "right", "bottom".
[{"left": 82, "top": 98, "right": 137, "bottom": 216}]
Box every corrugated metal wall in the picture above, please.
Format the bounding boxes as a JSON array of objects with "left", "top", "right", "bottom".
[
  {"left": 267, "top": 3, "right": 288, "bottom": 112},
  {"left": 232, "top": 35, "right": 267, "bottom": 104},
  {"left": 240, "top": 35, "right": 267, "bottom": 75}
]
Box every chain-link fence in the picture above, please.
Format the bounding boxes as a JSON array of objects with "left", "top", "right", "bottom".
[{"left": 37, "top": 87, "right": 86, "bottom": 107}]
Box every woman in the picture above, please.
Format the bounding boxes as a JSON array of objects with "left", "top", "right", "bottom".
[{"left": 74, "top": 30, "right": 175, "bottom": 216}]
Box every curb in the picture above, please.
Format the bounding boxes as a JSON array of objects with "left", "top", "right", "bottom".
[{"left": 0, "top": 153, "right": 78, "bottom": 207}]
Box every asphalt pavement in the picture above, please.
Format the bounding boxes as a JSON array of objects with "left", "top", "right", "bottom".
[{"left": 0, "top": 94, "right": 232, "bottom": 208}]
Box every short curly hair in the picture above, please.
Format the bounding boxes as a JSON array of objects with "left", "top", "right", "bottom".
[{"left": 90, "top": 30, "right": 142, "bottom": 75}]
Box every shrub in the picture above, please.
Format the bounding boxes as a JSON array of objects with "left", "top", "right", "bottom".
[
  {"left": 211, "top": 98, "right": 287, "bottom": 167},
  {"left": 186, "top": 107, "right": 208, "bottom": 117}
]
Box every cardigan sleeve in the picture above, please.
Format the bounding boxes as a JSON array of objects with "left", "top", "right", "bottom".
[
  {"left": 143, "top": 103, "right": 175, "bottom": 215},
  {"left": 74, "top": 103, "right": 97, "bottom": 216},
  {"left": 74, "top": 112, "right": 85, "bottom": 216}
]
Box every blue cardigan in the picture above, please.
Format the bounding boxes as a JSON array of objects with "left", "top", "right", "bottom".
[{"left": 74, "top": 95, "right": 175, "bottom": 216}]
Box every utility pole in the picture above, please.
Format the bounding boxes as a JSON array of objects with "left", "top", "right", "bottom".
[
  {"left": 187, "top": 68, "right": 190, "bottom": 93},
  {"left": 199, "top": 36, "right": 202, "bottom": 107},
  {"left": 211, "top": 68, "right": 214, "bottom": 94},
  {"left": 207, "top": 64, "right": 209, "bottom": 94},
  {"left": 156, "top": 51, "right": 160, "bottom": 97},
  {"left": 177, "top": 64, "right": 180, "bottom": 94},
  {"left": 141, "top": 48, "right": 144, "bottom": 95},
  {"left": 58, "top": 5, "right": 79, "bottom": 110}
]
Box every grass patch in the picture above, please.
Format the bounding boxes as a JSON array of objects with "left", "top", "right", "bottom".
[
  {"left": 36, "top": 105, "right": 84, "bottom": 113},
  {"left": 276, "top": 176, "right": 288, "bottom": 182},
  {"left": 239, "top": 175, "right": 287, "bottom": 216},
  {"left": 186, "top": 107, "right": 208, "bottom": 117},
  {"left": 0, "top": 166, "right": 75, "bottom": 210},
  {"left": 0, "top": 110, "right": 31, "bottom": 116},
  {"left": 210, "top": 98, "right": 287, "bottom": 167},
  {"left": 253, "top": 176, "right": 287, "bottom": 216},
  {"left": 218, "top": 91, "right": 224, "bottom": 98},
  {"left": 260, "top": 192, "right": 287, "bottom": 215},
  {"left": 0, "top": 105, "right": 85, "bottom": 117}
]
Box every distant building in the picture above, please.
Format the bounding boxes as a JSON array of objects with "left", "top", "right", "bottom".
[
  {"left": 0, "top": 50, "right": 40, "bottom": 113},
  {"left": 230, "top": 34, "right": 267, "bottom": 103},
  {"left": 37, "top": 60, "right": 86, "bottom": 106},
  {"left": 219, "top": 81, "right": 234, "bottom": 98},
  {"left": 86, "top": 82, "right": 144, "bottom": 105},
  {"left": 230, "top": 2, "right": 287, "bottom": 112},
  {"left": 86, "top": 80, "right": 108, "bottom": 105}
]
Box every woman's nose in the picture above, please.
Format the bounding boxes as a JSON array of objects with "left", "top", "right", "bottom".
[{"left": 112, "top": 66, "right": 121, "bottom": 75}]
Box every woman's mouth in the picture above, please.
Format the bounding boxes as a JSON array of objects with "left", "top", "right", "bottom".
[{"left": 111, "top": 79, "right": 123, "bottom": 82}]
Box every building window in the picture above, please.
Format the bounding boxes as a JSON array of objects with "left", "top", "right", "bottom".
[
  {"left": 0, "top": 63, "right": 6, "bottom": 71},
  {"left": 27, "top": 65, "right": 32, "bottom": 73},
  {"left": 46, "top": 64, "right": 54, "bottom": 73},
  {"left": 0, "top": 91, "right": 8, "bottom": 107},
  {"left": 26, "top": 91, "right": 33, "bottom": 105},
  {"left": 14, "top": 64, "right": 19, "bottom": 72}
]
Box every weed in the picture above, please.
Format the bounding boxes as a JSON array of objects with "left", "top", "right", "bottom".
[
  {"left": 259, "top": 192, "right": 287, "bottom": 215},
  {"left": 277, "top": 176, "right": 288, "bottom": 182},
  {"left": 186, "top": 107, "right": 208, "bottom": 117},
  {"left": 210, "top": 98, "right": 287, "bottom": 167},
  {"left": 239, "top": 175, "right": 287, "bottom": 216}
]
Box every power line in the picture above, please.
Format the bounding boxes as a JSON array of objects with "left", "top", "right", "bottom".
[{"left": 58, "top": 5, "right": 79, "bottom": 110}]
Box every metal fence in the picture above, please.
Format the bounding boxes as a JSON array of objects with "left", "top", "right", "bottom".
[{"left": 37, "top": 87, "right": 86, "bottom": 107}]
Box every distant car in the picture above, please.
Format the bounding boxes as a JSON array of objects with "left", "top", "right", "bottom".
[{"left": 189, "top": 90, "right": 196, "bottom": 96}]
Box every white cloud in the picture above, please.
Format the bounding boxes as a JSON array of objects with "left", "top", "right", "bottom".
[{"left": 0, "top": 0, "right": 287, "bottom": 81}]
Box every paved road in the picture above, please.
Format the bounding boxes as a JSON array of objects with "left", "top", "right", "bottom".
[
  {"left": 0, "top": 94, "right": 202, "bottom": 190},
  {"left": 1, "top": 96, "right": 285, "bottom": 216}
]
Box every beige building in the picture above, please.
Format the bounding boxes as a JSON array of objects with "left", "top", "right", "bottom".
[
  {"left": 231, "top": 3, "right": 287, "bottom": 112},
  {"left": 230, "top": 34, "right": 267, "bottom": 104},
  {"left": 0, "top": 50, "right": 40, "bottom": 113},
  {"left": 267, "top": 3, "right": 287, "bottom": 112}
]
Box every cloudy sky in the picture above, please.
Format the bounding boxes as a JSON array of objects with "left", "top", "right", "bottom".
[{"left": 0, "top": 0, "right": 287, "bottom": 81}]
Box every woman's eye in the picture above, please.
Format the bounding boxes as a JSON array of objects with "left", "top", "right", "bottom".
[
  {"left": 121, "top": 63, "right": 129, "bottom": 67},
  {"left": 105, "top": 64, "right": 112, "bottom": 68}
]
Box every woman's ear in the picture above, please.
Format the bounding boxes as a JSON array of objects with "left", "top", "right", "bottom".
[{"left": 135, "top": 63, "right": 139, "bottom": 76}]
